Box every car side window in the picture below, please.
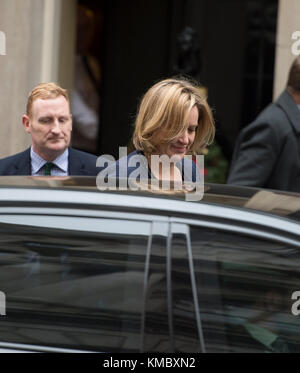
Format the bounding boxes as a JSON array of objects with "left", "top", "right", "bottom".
[
  {"left": 142, "top": 222, "right": 170, "bottom": 352},
  {"left": 190, "top": 226, "right": 300, "bottom": 353},
  {"left": 0, "top": 217, "right": 151, "bottom": 352},
  {"left": 169, "top": 224, "right": 203, "bottom": 353}
]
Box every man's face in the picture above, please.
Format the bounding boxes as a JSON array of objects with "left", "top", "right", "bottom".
[{"left": 22, "top": 96, "right": 72, "bottom": 161}]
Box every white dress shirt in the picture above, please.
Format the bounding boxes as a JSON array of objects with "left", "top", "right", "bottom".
[{"left": 30, "top": 147, "right": 69, "bottom": 176}]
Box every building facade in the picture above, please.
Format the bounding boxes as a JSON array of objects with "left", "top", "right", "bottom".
[{"left": 0, "top": 0, "right": 298, "bottom": 162}]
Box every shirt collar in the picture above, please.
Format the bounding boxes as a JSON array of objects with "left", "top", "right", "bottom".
[{"left": 30, "top": 147, "right": 69, "bottom": 174}]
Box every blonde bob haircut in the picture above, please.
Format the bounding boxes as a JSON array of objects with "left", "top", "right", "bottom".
[
  {"left": 133, "top": 77, "right": 215, "bottom": 155},
  {"left": 26, "top": 82, "right": 70, "bottom": 117}
]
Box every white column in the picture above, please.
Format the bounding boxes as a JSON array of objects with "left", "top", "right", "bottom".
[
  {"left": 0, "top": 0, "right": 76, "bottom": 159},
  {"left": 41, "top": 0, "right": 76, "bottom": 88},
  {"left": 273, "top": 0, "right": 300, "bottom": 99}
]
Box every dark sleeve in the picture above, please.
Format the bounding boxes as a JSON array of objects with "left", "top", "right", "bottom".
[
  {"left": 192, "top": 159, "right": 201, "bottom": 182},
  {"left": 227, "top": 120, "right": 280, "bottom": 187},
  {"left": 180, "top": 157, "right": 201, "bottom": 183}
]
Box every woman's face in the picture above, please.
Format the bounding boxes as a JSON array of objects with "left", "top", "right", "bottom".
[{"left": 155, "top": 105, "right": 199, "bottom": 159}]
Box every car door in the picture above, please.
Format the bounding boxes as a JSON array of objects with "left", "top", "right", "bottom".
[
  {"left": 187, "top": 209, "right": 300, "bottom": 353},
  {"left": 0, "top": 204, "right": 171, "bottom": 352}
]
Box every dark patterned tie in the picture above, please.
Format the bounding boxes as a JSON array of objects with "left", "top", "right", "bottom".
[{"left": 44, "top": 162, "right": 54, "bottom": 176}]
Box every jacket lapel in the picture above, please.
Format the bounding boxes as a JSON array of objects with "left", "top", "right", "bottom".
[
  {"left": 68, "top": 147, "right": 85, "bottom": 175},
  {"left": 12, "top": 148, "right": 31, "bottom": 175},
  {"left": 276, "top": 90, "right": 300, "bottom": 134}
]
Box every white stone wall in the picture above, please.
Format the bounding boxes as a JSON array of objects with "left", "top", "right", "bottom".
[
  {"left": 273, "top": 0, "right": 300, "bottom": 99},
  {"left": 0, "top": 0, "right": 76, "bottom": 158}
]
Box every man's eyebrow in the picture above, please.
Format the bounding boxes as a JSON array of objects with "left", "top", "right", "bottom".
[{"left": 39, "top": 116, "right": 52, "bottom": 120}]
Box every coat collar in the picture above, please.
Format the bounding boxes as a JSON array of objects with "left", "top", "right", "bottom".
[
  {"left": 276, "top": 90, "right": 300, "bottom": 134},
  {"left": 68, "top": 147, "right": 86, "bottom": 175},
  {"left": 10, "top": 147, "right": 91, "bottom": 176},
  {"left": 11, "top": 148, "right": 31, "bottom": 175}
]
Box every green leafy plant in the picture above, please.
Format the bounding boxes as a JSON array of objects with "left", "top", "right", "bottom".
[{"left": 202, "top": 141, "right": 228, "bottom": 184}]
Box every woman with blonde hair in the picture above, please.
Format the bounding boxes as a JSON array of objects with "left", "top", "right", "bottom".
[{"left": 109, "top": 77, "right": 215, "bottom": 183}]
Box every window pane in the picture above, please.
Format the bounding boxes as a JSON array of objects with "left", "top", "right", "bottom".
[
  {"left": 191, "top": 226, "right": 300, "bottom": 353},
  {"left": 0, "top": 219, "right": 149, "bottom": 352},
  {"left": 143, "top": 235, "right": 169, "bottom": 352},
  {"left": 171, "top": 233, "right": 201, "bottom": 352}
]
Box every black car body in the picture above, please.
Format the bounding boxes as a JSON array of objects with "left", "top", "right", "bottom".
[{"left": 0, "top": 177, "right": 299, "bottom": 353}]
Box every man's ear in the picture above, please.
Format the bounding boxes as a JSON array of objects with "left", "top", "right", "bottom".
[
  {"left": 70, "top": 114, "right": 73, "bottom": 131},
  {"left": 22, "top": 115, "right": 31, "bottom": 133}
]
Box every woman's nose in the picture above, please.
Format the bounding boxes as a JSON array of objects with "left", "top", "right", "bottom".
[{"left": 178, "top": 130, "right": 189, "bottom": 144}]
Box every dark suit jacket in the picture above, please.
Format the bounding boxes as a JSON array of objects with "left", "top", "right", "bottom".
[
  {"left": 227, "top": 90, "right": 300, "bottom": 192},
  {"left": 0, "top": 147, "right": 99, "bottom": 176}
]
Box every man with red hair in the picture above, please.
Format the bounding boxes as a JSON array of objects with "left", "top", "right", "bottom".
[{"left": 0, "top": 82, "right": 99, "bottom": 176}]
